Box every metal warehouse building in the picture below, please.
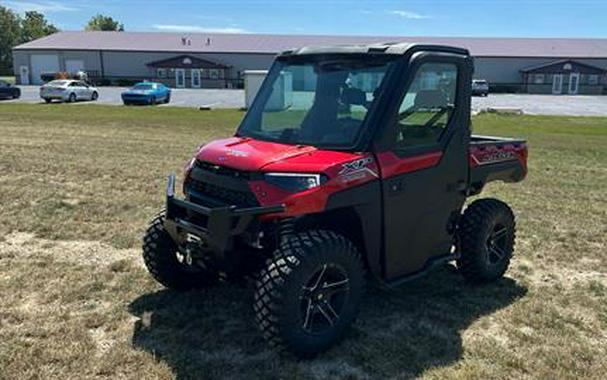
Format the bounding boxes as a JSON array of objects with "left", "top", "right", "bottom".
[{"left": 12, "top": 31, "right": 607, "bottom": 95}]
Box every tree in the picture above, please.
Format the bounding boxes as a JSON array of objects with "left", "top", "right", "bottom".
[
  {"left": 0, "top": 6, "right": 21, "bottom": 74},
  {"left": 85, "top": 14, "right": 124, "bottom": 31},
  {"left": 21, "top": 11, "right": 59, "bottom": 42}
]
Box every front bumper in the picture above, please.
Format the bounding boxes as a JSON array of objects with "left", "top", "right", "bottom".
[
  {"left": 122, "top": 94, "right": 152, "bottom": 104},
  {"left": 163, "top": 173, "right": 284, "bottom": 253}
]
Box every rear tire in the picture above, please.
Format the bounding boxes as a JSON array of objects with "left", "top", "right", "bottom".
[
  {"left": 44, "top": 98, "right": 51, "bottom": 103},
  {"left": 254, "top": 230, "right": 365, "bottom": 358},
  {"left": 150, "top": 96, "right": 156, "bottom": 105},
  {"left": 142, "top": 210, "right": 218, "bottom": 290},
  {"left": 165, "top": 94, "right": 171, "bottom": 104},
  {"left": 91, "top": 91, "right": 98, "bottom": 101},
  {"left": 457, "top": 198, "right": 515, "bottom": 284}
]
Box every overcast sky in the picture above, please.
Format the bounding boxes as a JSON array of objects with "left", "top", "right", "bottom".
[{"left": 2, "top": 0, "right": 607, "bottom": 38}]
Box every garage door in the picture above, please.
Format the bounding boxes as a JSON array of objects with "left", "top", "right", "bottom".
[
  {"left": 31, "top": 54, "right": 59, "bottom": 84},
  {"left": 65, "top": 60, "right": 84, "bottom": 74}
]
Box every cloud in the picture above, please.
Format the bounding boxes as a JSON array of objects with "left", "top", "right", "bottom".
[
  {"left": 389, "top": 10, "right": 432, "bottom": 19},
  {"left": 2, "top": 0, "right": 78, "bottom": 13},
  {"left": 153, "top": 24, "right": 251, "bottom": 34}
]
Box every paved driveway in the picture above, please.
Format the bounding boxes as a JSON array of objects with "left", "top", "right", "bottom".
[
  {"left": 3, "top": 86, "right": 607, "bottom": 116},
  {"left": 471, "top": 94, "right": 607, "bottom": 117},
  {"left": 4, "top": 86, "right": 244, "bottom": 108}
]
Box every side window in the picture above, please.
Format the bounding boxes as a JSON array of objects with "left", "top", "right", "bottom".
[{"left": 395, "top": 62, "right": 458, "bottom": 150}]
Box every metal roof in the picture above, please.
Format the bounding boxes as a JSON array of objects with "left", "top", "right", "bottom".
[{"left": 13, "top": 31, "right": 607, "bottom": 58}]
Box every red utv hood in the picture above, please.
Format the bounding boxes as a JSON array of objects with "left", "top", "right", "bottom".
[{"left": 195, "top": 137, "right": 365, "bottom": 173}]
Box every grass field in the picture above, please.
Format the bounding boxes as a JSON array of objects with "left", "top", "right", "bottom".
[
  {"left": 0, "top": 104, "right": 606, "bottom": 379},
  {"left": 0, "top": 76, "right": 16, "bottom": 84}
]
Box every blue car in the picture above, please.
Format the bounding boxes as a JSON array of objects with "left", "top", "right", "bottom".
[{"left": 121, "top": 82, "right": 171, "bottom": 105}]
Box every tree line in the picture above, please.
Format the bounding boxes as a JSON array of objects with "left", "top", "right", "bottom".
[{"left": 0, "top": 5, "right": 123, "bottom": 75}]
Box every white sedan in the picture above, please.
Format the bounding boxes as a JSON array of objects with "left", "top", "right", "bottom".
[{"left": 40, "top": 80, "right": 99, "bottom": 103}]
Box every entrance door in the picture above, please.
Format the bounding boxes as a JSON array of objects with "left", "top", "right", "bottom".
[
  {"left": 568, "top": 73, "right": 580, "bottom": 94},
  {"left": 20, "top": 66, "right": 29, "bottom": 85},
  {"left": 191, "top": 69, "right": 201, "bottom": 88},
  {"left": 175, "top": 69, "right": 186, "bottom": 88},
  {"left": 552, "top": 74, "right": 563, "bottom": 94},
  {"left": 378, "top": 57, "right": 470, "bottom": 280}
]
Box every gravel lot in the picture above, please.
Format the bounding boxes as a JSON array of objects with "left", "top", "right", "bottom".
[
  {"left": 3, "top": 86, "right": 607, "bottom": 116},
  {"left": 3, "top": 86, "right": 244, "bottom": 108},
  {"left": 472, "top": 94, "right": 607, "bottom": 117}
]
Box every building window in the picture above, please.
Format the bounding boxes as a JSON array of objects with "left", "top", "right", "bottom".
[
  {"left": 588, "top": 74, "right": 599, "bottom": 86},
  {"left": 157, "top": 68, "right": 167, "bottom": 78},
  {"left": 209, "top": 69, "right": 219, "bottom": 80},
  {"left": 533, "top": 74, "right": 545, "bottom": 84}
]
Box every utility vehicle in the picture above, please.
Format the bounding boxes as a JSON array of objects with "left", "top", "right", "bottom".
[{"left": 142, "top": 42, "right": 527, "bottom": 357}]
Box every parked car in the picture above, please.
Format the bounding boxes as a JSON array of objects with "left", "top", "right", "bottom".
[
  {"left": 0, "top": 80, "right": 20, "bottom": 100},
  {"left": 471, "top": 79, "right": 490, "bottom": 96},
  {"left": 121, "top": 82, "right": 171, "bottom": 105},
  {"left": 40, "top": 80, "right": 99, "bottom": 103}
]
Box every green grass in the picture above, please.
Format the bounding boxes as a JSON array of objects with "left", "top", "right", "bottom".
[
  {"left": 0, "top": 104, "right": 606, "bottom": 379},
  {"left": 0, "top": 76, "right": 16, "bottom": 84}
]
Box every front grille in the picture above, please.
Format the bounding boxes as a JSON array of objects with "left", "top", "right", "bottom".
[
  {"left": 194, "top": 160, "right": 252, "bottom": 180},
  {"left": 187, "top": 160, "right": 259, "bottom": 207}
]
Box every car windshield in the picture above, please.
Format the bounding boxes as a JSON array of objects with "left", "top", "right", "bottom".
[
  {"left": 132, "top": 84, "right": 155, "bottom": 90},
  {"left": 47, "top": 80, "right": 70, "bottom": 86},
  {"left": 238, "top": 55, "right": 397, "bottom": 148}
]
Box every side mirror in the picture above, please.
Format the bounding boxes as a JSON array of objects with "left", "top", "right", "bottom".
[{"left": 341, "top": 87, "right": 367, "bottom": 106}]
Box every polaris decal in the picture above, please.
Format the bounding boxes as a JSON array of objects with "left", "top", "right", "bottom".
[
  {"left": 338, "top": 157, "right": 378, "bottom": 182},
  {"left": 471, "top": 150, "right": 515, "bottom": 165}
]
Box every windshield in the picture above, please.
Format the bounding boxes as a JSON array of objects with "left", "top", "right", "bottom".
[
  {"left": 132, "top": 84, "right": 155, "bottom": 90},
  {"left": 47, "top": 80, "right": 69, "bottom": 86},
  {"left": 238, "top": 56, "right": 397, "bottom": 148}
]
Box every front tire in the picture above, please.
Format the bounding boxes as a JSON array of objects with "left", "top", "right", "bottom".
[
  {"left": 142, "top": 210, "right": 218, "bottom": 290},
  {"left": 254, "top": 230, "right": 365, "bottom": 358},
  {"left": 457, "top": 198, "right": 515, "bottom": 284},
  {"left": 68, "top": 93, "right": 76, "bottom": 103}
]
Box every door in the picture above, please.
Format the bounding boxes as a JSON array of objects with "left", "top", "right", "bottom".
[
  {"left": 552, "top": 74, "right": 563, "bottom": 94},
  {"left": 20, "top": 66, "right": 29, "bottom": 85},
  {"left": 568, "top": 73, "right": 580, "bottom": 94},
  {"left": 175, "top": 69, "right": 185, "bottom": 88},
  {"left": 65, "top": 60, "right": 84, "bottom": 74},
  {"left": 377, "top": 57, "right": 471, "bottom": 280},
  {"left": 31, "top": 54, "right": 59, "bottom": 85},
  {"left": 191, "top": 69, "right": 201, "bottom": 88},
  {"left": 68, "top": 82, "right": 83, "bottom": 99}
]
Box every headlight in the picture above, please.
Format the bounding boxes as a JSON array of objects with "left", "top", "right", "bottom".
[{"left": 264, "top": 173, "right": 323, "bottom": 193}]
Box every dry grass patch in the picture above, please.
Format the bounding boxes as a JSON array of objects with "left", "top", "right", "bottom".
[{"left": 0, "top": 105, "right": 606, "bottom": 379}]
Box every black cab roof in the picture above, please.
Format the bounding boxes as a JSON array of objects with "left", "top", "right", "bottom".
[{"left": 278, "top": 42, "right": 470, "bottom": 58}]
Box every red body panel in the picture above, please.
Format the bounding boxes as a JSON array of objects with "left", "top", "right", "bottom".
[
  {"left": 196, "top": 137, "right": 317, "bottom": 172},
  {"left": 195, "top": 138, "right": 380, "bottom": 217},
  {"left": 192, "top": 137, "right": 527, "bottom": 218},
  {"left": 469, "top": 143, "right": 528, "bottom": 178},
  {"left": 375, "top": 151, "right": 443, "bottom": 179}
]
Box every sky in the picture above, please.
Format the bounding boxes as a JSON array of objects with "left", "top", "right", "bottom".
[{"left": 2, "top": 0, "right": 607, "bottom": 38}]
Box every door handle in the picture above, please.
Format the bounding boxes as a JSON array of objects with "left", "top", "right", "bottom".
[{"left": 388, "top": 179, "right": 405, "bottom": 195}]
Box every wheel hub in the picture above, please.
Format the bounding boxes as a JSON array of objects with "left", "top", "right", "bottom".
[
  {"left": 486, "top": 224, "right": 509, "bottom": 265},
  {"left": 300, "top": 264, "right": 350, "bottom": 334}
]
